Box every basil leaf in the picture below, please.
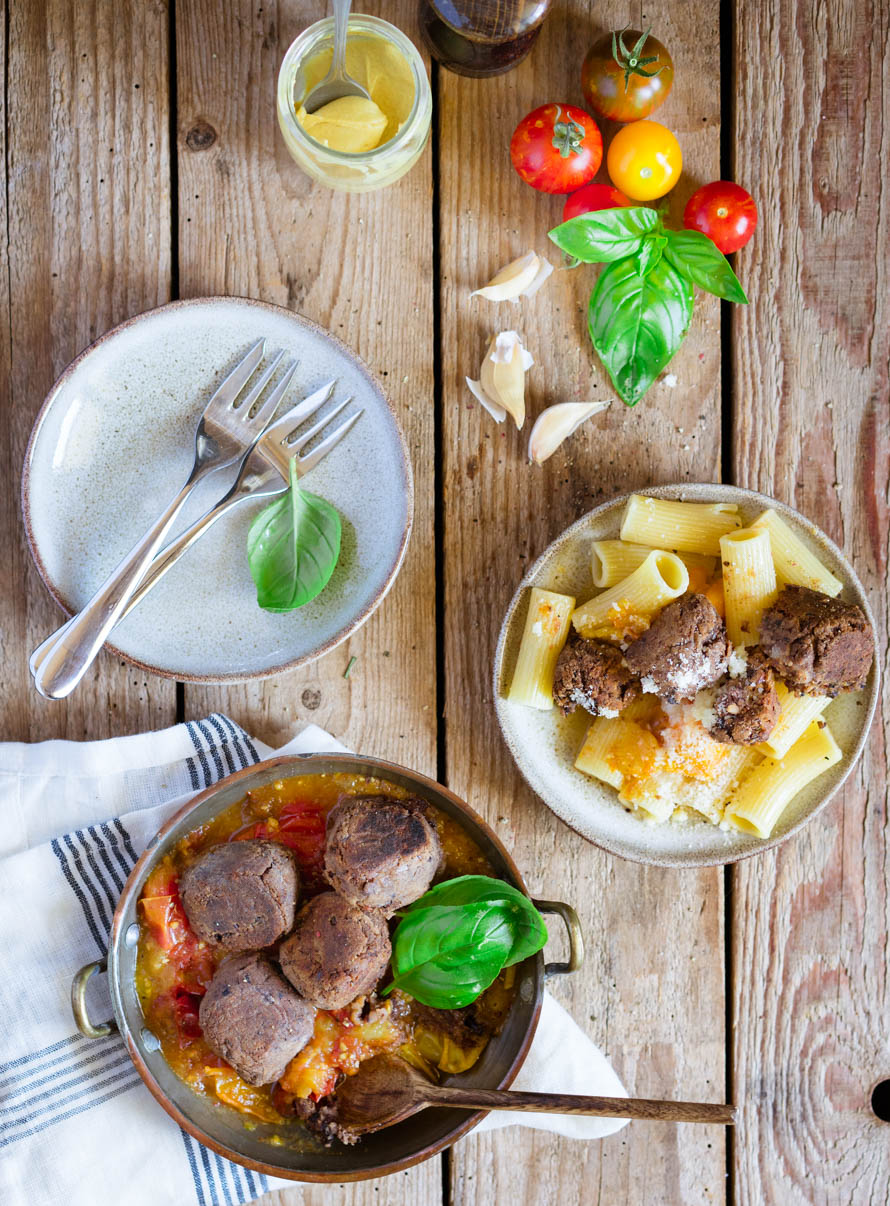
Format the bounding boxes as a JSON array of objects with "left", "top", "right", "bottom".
[
  {"left": 385, "top": 902, "right": 516, "bottom": 1009},
  {"left": 548, "top": 206, "right": 660, "bottom": 264},
  {"left": 633, "top": 234, "right": 666, "bottom": 278},
  {"left": 662, "top": 228, "right": 749, "bottom": 304},
  {"left": 589, "top": 256, "right": 693, "bottom": 407},
  {"left": 246, "top": 458, "right": 341, "bottom": 612},
  {"left": 398, "top": 874, "right": 548, "bottom": 968}
]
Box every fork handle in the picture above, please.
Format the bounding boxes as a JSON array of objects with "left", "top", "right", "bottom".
[
  {"left": 30, "top": 485, "right": 270, "bottom": 680},
  {"left": 31, "top": 471, "right": 209, "bottom": 699}
]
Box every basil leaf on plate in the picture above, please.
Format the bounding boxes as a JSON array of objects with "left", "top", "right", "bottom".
[
  {"left": 246, "top": 458, "right": 341, "bottom": 613},
  {"left": 589, "top": 255, "right": 693, "bottom": 407},
  {"left": 398, "top": 874, "right": 548, "bottom": 968},
  {"left": 662, "top": 228, "right": 749, "bottom": 303},
  {"left": 548, "top": 206, "right": 660, "bottom": 263},
  {"left": 385, "top": 902, "right": 516, "bottom": 1009}
]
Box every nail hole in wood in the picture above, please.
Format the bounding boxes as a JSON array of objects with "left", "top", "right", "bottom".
[{"left": 871, "top": 1080, "right": 890, "bottom": 1121}]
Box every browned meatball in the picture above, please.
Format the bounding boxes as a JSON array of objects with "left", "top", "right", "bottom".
[
  {"left": 625, "top": 594, "right": 730, "bottom": 702},
  {"left": 198, "top": 953, "right": 315, "bottom": 1086},
  {"left": 324, "top": 795, "right": 442, "bottom": 914},
  {"left": 552, "top": 636, "right": 640, "bottom": 717},
  {"left": 710, "top": 655, "right": 781, "bottom": 745},
  {"left": 759, "top": 585, "right": 874, "bottom": 696},
  {"left": 180, "top": 840, "right": 298, "bottom": 952},
  {"left": 279, "top": 892, "right": 391, "bottom": 1010}
]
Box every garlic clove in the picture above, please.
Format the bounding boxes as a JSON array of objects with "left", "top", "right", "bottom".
[
  {"left": 466, "top": 375, "right": 506, "bottom": 423},
  {"left": 522, "top": 257, "right": 555, "bottom": 298},
  {"left": 470, "top": 331, "right": 534, "bottom": 429},
  {"left": 528, "top": 400, "right": 611, "bottom": 464},
  {"left": 471, "top": 252, "right": 540, "bottom": 302}
]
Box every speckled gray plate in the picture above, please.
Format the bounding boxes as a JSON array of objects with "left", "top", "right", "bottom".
[
  {"left": 23, "top": 298, "right": 412, "bottom": 682},
  {"left": 494, "top": 484, "right": 879, "bottom": 867}
]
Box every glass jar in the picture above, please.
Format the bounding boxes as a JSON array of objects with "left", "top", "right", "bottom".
[{"left": 277, "top": 15, "right": 432, "bottom": 193}]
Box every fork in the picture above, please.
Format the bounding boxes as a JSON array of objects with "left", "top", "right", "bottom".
[
  {"left": 105, "top": 382, "right": 362, "bottom": 617},
  {"left": 29, "top": 381, "right": 362, "bottom": 678},
  {"left": 31, "top": 340, "right": 293, "bottom": 700}
]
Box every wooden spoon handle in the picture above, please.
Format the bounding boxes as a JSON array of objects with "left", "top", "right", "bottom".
[{"left": 425, "top": 1086, "right": 735, "bottom": 1125}]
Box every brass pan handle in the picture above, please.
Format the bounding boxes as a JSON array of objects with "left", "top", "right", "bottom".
[
  {"left": 532, "top": 899, "right": 584, "bottom": 978},
  {"left": 72, "top": 958, "right": 118, "bottom": 1039}
]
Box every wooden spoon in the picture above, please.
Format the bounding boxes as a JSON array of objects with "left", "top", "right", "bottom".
[{"left": 334, "top": 1054, "right": 736, "bottom": 1136}]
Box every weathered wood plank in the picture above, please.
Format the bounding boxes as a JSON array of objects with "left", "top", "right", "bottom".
[
  {"left": 439, "top": 3, "right": 727, "bottom": 1202},
  {"left": 731, "top": 1, "right": 890, "bottom": 1203},
  {"left": 2, "top": 0, "right": 174, "bottom": 740},
  {"left": 174, "top": 2, "right": 439, "bottom": 1202}
]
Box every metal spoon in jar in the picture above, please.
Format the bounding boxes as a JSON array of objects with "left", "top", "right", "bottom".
[
  {"left": 334, "top": 1054, "right": 737, "bottom": 1137},
  {"left": 302, "top": 0, "right": 370, "bottom": 113}
]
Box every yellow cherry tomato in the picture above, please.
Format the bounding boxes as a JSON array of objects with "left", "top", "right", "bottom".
[{"left": 606, "top": 120, "right": 682, "bottom": 201}]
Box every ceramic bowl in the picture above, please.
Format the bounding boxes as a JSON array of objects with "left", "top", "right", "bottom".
[
  {"left": 493, "top": 484, "right": 880, "bottom": 867},
  {"left": 71, "top": 753, "right": 582, "bottom": 1181},
  {"left": 22, "top": 297, "right": 412, "bottom": 682}
]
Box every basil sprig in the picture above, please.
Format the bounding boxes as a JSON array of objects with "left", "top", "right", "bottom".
[
  {"left": 246, "top": 458, "right": 341, "bottom": 612},
  {"left": 549, "top": 206, "right": 748, "bottom": 407},
  {"left": 384, "top": 875, "right": 548, "bottom": 1010}
]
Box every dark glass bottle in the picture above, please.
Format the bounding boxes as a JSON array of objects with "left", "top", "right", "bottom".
[{"left": 419, "top": 1, "right": 552, "bottom": 77}]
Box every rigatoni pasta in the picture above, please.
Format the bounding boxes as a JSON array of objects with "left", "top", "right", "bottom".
[
  {"left": 719, "top": 528, "right": 778, "bottom": 647},
  {"left": 757, "top": 683, "right": 831, "bottom": 760},
  {"left": 507, "top": 587, "right": 574, "bottom": 710},
  {"left": 620, "top": 494, "right": 741, "bottom": 555},
  {"left": 572, "top": 550, "right": 688, "bottom": 640},
  {"left": 723, "top": 721, "right": 842, "bottom": 838},
  {"left": 591, "top": 540, "right": 716, "bottom": 588},
  {"left": 750, "top": 508, "right": 843, "bottom": 597}
]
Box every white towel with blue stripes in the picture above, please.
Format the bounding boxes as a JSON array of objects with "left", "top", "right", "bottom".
[{"left": 0, "top": 715, "right": 627, "bottom": 1206}]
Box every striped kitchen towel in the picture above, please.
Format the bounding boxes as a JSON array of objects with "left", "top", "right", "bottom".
[{"left": 0, "top": 716, "right": 626, "bottom": 1206}]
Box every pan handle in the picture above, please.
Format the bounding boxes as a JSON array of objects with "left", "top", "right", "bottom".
[
  {"left": 532, "top": 899, "right": 584, "bottom": 978},
  {"left": 72, "top": 959, "right": 118, "bottom": 1039}
]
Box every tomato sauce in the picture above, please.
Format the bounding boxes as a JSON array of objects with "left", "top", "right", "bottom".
[{"left": 135, "top": 773, "right": 516, "bottom": 1133}]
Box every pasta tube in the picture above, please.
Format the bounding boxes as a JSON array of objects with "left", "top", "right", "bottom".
[
  {"left": 620, "top": 495, "right": 741, "bottom": 555},
  {"left": 719, "top": 528, "right": 778, "bottom": 647},
  {"left": 724, "top": 721, "right": 842, "bottom": 838},
  {"left": 757, "top": 682, "right": 831, "bottom": 760},
  {"left": 507, "top": 587, "right": 575, "bottom": 709},
  {"left": 572, "top": 551, "right": 688, "bottom": 641},
  {"left": 591, "top": 540, "right": 716, "bottom": 589},
  {"left": 750, "top": 508, "right": 843, "bottom": 597},
  {"left": 574, "top": 716, "right": 661, "bottom": 789},
  {"left": 619, "top": 772, "right": 678, "bottom": 823}
]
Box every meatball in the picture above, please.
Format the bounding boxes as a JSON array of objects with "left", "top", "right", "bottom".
[
  {"left": 198, "top": 953, "right": 315, "bottom": 1086},
  {"left": 324, "top": 795, "right": 442, "bottom": 914},
  {"left": 759, "top": 585, "right": 874, "bottom": 696},
  {"left": 625, "top": 593, "right": 730, "bottom": 702},
  {"left": 180, "top": 840, "right": 298, "bottom": 952},
  {"left": 710, "top": 654, "right": 781, "bottom": 745},
  {"left": 279, "top": 893, "right": 391, "bottom": 1010},
  {"left": 551, "top": 636, "right": 640, "bottom": 718}
]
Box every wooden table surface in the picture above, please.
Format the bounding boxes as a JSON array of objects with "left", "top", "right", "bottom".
[{"left": 3, "top": 1, "right": 888, "bottom": 1203}]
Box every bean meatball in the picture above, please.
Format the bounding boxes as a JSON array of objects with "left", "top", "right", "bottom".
[
  {"left": 710, "top": 654, "right": 781, "bottom": 745},
  {"left": 279, "top": 892, "right": 391, "bottom": 1010},
  {"left": 198, "top": 953, "right": 316, "bottom": 1086},
  {"left": 180, "top": 839, "right": 298, "bottom": 952},
  {"left": 552, "top": 636, "right": 640, "bottom": 717},
  {"left": 759, "top": 585, "right": 874, "bottom": 696},
  {"left": 324, "top": 795, "right": 442, "bottom": 914},
  {"left": 625, "top": 594, "right": 730, "bottom": 702}
]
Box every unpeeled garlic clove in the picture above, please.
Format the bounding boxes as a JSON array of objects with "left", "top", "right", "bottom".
[
  {"left": 465, "top": 375, "right": 506, "bottom": 423},
  {"left": 528, "top": 400, "right": 611, "bottom": 464},
  {"left": 471, "top": 252, "right": 554, "bottom": 303}
]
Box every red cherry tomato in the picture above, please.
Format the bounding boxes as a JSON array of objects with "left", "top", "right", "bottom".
[
  {"left": 683, "top": 181, "right": 758, "bottom": 253},
  {"left": 562, "top": 183, "right": 632, "bottom": 223},
  {"left": 510, "top": 103, "right": 603, "bottom": 194}
]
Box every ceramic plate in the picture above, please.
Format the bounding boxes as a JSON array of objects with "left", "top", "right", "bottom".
[
  {"left": 493, "top": 484, "right": 879, "bottom": 867},
  {"left": 23, "top": 297, "right": 412, "bottom": 682}
]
